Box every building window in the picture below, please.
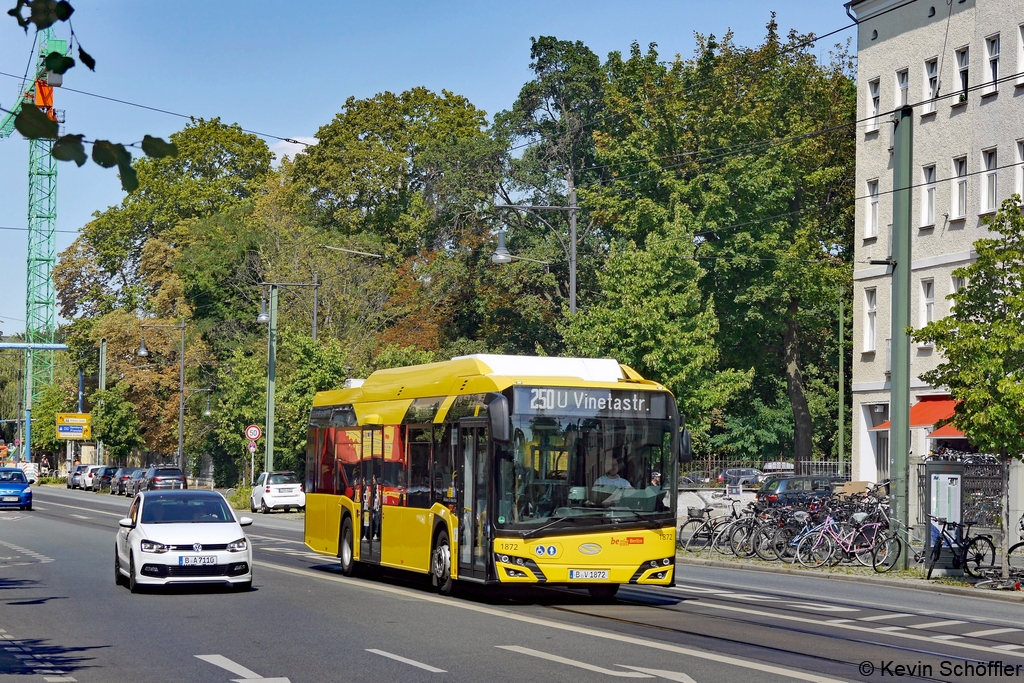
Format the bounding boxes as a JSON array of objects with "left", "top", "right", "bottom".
[
  {"left": 921, "top": 279, "right": 935, "bottom": 326},
  {"left": 865, "top": 288, "right": 877, "bottom": 353},
  {"left": 923, "top": 58, "right": 938, "bottom": 113},
  {"left": 896, "top": 69, "right": 909, "bottom": 106},
  {"left": 868, "top": 79, "right": 881, "bottom": 132},
  {"left": 922, "top": 165, "right": 936, "bottom": 226},
  {"left": 952, "top": 156, "right": 968, "bottom": 218},
  {"left": 951, "top": 275, "right": 965, "bottom": 294},
  {"left": 984, "top": 35, "right": 1000, "bottom": 95},
  {"left": 867, "top": 180, "right": 879, "bottom": 237},
  {"left": 983, "top": 149, "right": 998, "bottom": 212},
  {"left": 1017, "top": 140, "right": 1024, "bottom": 202},
  {"left": 956, "top": 47, "right": 969, "bottom": 102},
  {"left": 1019, "top": 25, "right": 1024, "bottom": 86}
]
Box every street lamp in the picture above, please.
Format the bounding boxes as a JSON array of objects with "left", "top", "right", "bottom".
[
  {"left": 255, "top": 279, "right": 320, "bottom": 473},
  {"left": 493, "top": 203, "right": 577, "bottom": 313},
  {"left": 137, "top": 317, "right": 186, "bottom": 471}
]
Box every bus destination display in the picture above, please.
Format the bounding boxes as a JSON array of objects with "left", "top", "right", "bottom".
[{"left": 513, "top": 386, "right": 667, "bottom": 419}]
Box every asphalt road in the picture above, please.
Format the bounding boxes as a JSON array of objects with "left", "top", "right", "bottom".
[{"left": 2, "top": 486, "right": 1023, "bottom": 683}]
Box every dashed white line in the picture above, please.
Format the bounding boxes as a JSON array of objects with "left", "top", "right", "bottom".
[
  {"left": 858, "top": 613, "right": 916, "bottom": 622},
  {"left": 367, "top": 649, "right": 447, "bottom": 673},
  {"left": 496, "top": 646, "right": 652, "bottom": 678},
  {"left": 993, "top": 644, "right": 1024, "bottom": 651},
  {"left": 910, "top": 620, "right": 967, "bottom": 630},
  {"left": 964, "top": 627, "right": 1021, "bottom": 638}
]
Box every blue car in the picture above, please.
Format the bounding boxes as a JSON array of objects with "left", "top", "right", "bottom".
[{"left": 0, "top": 468, "right": 32, "bottom": 511}]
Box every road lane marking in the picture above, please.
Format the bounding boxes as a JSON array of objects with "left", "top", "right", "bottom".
[
  {"left": 964, "top": 627, "right": 1021, "bottom": 638},
  {"left": 876, "top": 626, "right": 907, "bottom": 631},
  {"left": 620, "top": 667, "right": 697, "bottom": 683},
  {"left": 993, "top": 644, "right": 1024, "bottom": 650},
  {"left": 31, "top": 499, "right": 124, "bottom": 517},
  {"left": 68, "top": 514, "right": 91, "bottom": 520},
  {"left": 784, "top": 602, "right": 858, "bottom": 613},
  {"left": 909, "top": 620, "right": 967, "bottom": 630},
  {"left": 0, "top": 540, "right": 54, "bottom": 563},
  {"left": 826, "top": 619, "right": 855, "bottom": 624},
  {"left": 497, "top": 646, "right": 653, "bottom": 678},
  {"left": 858, "top": 613, "right": 916, "bottom": 621},
  {"left": 195, "top": 654, "right": 263, "bottom": 679},
  {"left": 257, "top": 560, "right": 854, "bottom": 683},
  {"left": 690, "top": 600, "right": 1024, "bottom": 658},
  {"left": 366, "top": 649, "right": 446, "bottom": 672}
]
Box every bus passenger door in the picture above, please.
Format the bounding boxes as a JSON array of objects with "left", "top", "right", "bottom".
[
  {"left": 457, "top": 421, "right": 490, "bottom": 580},
  {"left": 360, "top": 426, "right": 383, "bottom": 563}
]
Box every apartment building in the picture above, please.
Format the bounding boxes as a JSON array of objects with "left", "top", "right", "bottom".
[{"left": 848, "top": 0, "right": 1024, "bottom": 481}]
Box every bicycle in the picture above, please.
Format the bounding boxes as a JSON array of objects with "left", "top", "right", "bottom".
[
  {"left": 925, "top": 516, "right": 995, "bottom": 579},
  {"left": 795, "top": 510, "right": 887, "bottom": 568},
  {"left": 973, "top": 565, "right": 1023, "bottom": 591},
  {"left": 680, "top": 494, "right": 735, "bottom": 553},
  {"left": 871, "top": 518, "right": 927, "bottom": 573}
]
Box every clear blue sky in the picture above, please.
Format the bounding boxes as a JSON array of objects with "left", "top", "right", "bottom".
[{"left": 0, "top": 1, "right": 855, "bottom": 335}]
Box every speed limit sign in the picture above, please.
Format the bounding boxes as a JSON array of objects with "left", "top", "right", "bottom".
[{"left": 244, "top": 424, "right": 262, "bottom": 441}]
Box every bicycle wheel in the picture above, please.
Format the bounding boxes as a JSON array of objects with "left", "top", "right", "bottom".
[
  {"left": 752, "top": 526, "right": 779, "bottom": 562},
  {"left": 852, "top": 525, "right": 884, "bottom": 567},
  {"left": 1007, "top": 542, "right": 1024, "bottom": 574},
  {"left": 712, "top": 520, "right": 739, "bottom": 555},
  {"left": 678, "top": 519, "right": 705, "bottom": 549},
  {"left": 771, "top": 526, "right": 800, "bottom": 563},
  {"left": 729, "top": 521, "right": 757, "bottom": 558},
  {"left": 962, "top": 536, "right": 996, "bottom": 578},
  {"left": 872, "top": 533, "right": 903, "bottom": 573},
  {"left": 926, "top": 536, "right": 944, "bottom": 579},
  {"left": 796, "top": 533, "right": 834, "bottom": 569},
  {"left": 683, "top": 519, "right": 715, "bottom": 553}
]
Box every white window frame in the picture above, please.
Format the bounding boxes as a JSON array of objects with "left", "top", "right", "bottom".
[
  {"left": 921, "top": 165, "right": 937, "bottom": 226},
  {"left": 921, "top": 279, "right": 935, "bottom": 326},
  {"left": 1019, "top": 25, "right": 1024, "bottom": 87},
  {"left": 983, "top": 149, "right": 998, "bottom": 213},
  {"left": 984, "top": 35, "right": 1000, "bottom": 95},
  {"left": 953, "top": 156, "right": 968, "bottom": 218},
  {"left": 865, "top": 288, "right": 877, "bottom": 353},
  {"left": 951, "top": 275, "right": 966, "bottom": 313},
  {"left": 923, "top": 58, "right": 938, "bottom": 113},
  {"left": 866, "top": 180, "right": 880, "bottom": 237},
  {"left": 1017, "top": 140, "right": 1024, "bottom": 202},
  {"left": 896, "top": 69, "right": 909, "bottom": 107},
  {"left": 956, "top": 47, "right": 969, "bottom": 101},
  {"left": 867, "top": 79, "right": 881, "bottom": 132}
]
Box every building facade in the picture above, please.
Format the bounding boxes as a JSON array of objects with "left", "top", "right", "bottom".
[{"left": 849, "top": 0, "right": 1024, "bottom": 481}]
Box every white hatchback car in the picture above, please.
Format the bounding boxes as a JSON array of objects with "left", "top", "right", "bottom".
[
  {"left": 81, "top": 465, "right": 103, "bottom": 490},
  {"left": 250, "top": 471, "right": 305, "bottom": 513},
  {"left": 115, "top": 490, "right": 253, "bottom": 592}
]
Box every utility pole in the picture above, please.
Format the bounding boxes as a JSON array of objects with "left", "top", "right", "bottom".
[
  {"left": 97, "top": 338, "right": 106, "bottom": 463},
  {"left": 567, "top": 173, "right": 578, "bottom": 315},
  {"left": 312, "top": 272, "right": 318, "bottom": 342},
  {"left": 890, "top": 105, "right": 914, "bottom": 569},
  {"left": 265, "top": 286, "right": 278, "bottom": 473},
  {"left": 839, "top": 288, "right": 845, "bottom": 470}
]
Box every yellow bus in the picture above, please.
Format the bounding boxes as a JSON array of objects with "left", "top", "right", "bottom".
[{"left": 304, "top": 354, "right": 690, "bottom": 598}]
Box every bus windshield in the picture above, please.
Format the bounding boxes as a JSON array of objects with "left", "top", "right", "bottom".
[{"left": 495, "top": 414, "right": 676, "bottom": 532}]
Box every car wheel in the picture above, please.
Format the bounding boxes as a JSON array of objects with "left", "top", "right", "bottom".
[
  {"left": 24, "top": 503, "right": 31, "bottom": 512},
  {"left": 249, "top": 497, "right": 256, "bottom": 513},
  {"left": 234, "top": 579, "right": 252, "bottom": 592},
  {"left": 431, "top": 529, "right": 453, "bottom": 595},
  {"left": 339, "top": 517, "right": 355, "bottom": 576},
  {"left": 261, "top": 500, "right": 270, "bottom": 514},
  {"left": 114, "top": 545, "right": 125, "bottom": 586},
  {"left": 129, "top": 553, "right": 141, "bottom": 594}
]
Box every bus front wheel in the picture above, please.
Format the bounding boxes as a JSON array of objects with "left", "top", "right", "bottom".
[
  {"left": 339, "top": 517, "right": 355, "bottom": 576},
  {"left": 432, "top": 529, "right": 453, "bottom": 595}
]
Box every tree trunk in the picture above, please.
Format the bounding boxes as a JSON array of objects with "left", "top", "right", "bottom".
[{"left": 783, "top": 298, "right": 814, "bottom": 473}]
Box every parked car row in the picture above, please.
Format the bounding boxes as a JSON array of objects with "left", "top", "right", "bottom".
[{"left": 66, "top": 464, "right": 188, "bottom": 495}]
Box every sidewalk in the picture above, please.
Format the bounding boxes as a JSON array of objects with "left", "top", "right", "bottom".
[{"left": 675, "top": 551, "right": 1024, "bottom": 603}]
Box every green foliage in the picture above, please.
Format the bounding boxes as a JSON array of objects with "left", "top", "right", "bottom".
[
  {"left": 912, "top": 197, "right": 1024, "bottom": 458},
  {"left": 30, "top": 383, "right": 74, "bottom": 456},
  {"left": 228, "top": 485, "right": 252, "bottom": 510},
  {"left": 91, "top": 383, "right": 144, "bottom": 464}
]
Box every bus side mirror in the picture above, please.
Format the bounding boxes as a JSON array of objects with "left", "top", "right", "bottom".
[
  {"left": 680, "top": 429, "right": 692, "bottom": 463},
  {"left": 488, "top": 394, "right": 511, "bottom": 443}
]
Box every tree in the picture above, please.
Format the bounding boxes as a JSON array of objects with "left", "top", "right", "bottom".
[
  {"left": 562, "top": 214, "right": 751, "bottom": 448},
  {"left": 912, "top": 196, "right": 1024, "bottom": 577},
  {"left": 29, "top": 382, "right": 74, "bottom": 458},
  {"left": 91, "top": 383, "right": 144, "bottom": 465}
]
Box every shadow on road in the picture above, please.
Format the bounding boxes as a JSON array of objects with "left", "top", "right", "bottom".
[
  {"left": 0, "top": 638, "right": 106, "bottom": 677},
  {"left": 0, "top": 578, "right": 38, "bottom": 591}
]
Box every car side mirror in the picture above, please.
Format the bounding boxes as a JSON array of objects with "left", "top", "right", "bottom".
[
  {"left": 679, "top": 429, "right": 692, "bottom": 463},
  {"left": 238, "top": 516, "right": 253, "bottom": 527},
  {"left": 487, "top": 393, "right": 510, "bottom": 443},
  {"left": 118, "top": 517, "right": 134, "bottom": 528}
]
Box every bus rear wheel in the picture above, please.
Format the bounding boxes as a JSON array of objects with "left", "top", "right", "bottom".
[
  {"left": 432, "top": 529, "right": 453, "bottom": 595},
  {"left": 339, "top": 517, "right": 355, "bottom": 576},
  {"left": 588, "top": 584, "right": 620, "bottom": 600}
]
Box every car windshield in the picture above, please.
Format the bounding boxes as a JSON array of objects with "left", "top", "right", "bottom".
[
  {"left": 496, "top": 413, "right": 676, "bottom": 531},
  {"left": 268, "top": 473, "right": 300, "bottom": 485},
  {"left": 141, "top": 495, "right": 234, "bottom": 524},
  {"left": 154, "top": 468, "right": 183, "bottom": 477},
  {"left": 0, "top": 470, "right": 27, "bottom": 483},
  {"left": 760, "top": 479, "right": 782, "bottom": 492}
]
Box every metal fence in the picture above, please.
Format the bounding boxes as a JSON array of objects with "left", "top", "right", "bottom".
[
  {"left": 915, "top": 462, "right": 1005, "bottom": 530},
  {"left": 681, "top": 457, "right": 851, "bottom": 480}
]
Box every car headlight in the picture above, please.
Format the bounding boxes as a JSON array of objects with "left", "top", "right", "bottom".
[
  {"left": 227, "top": 538, "right": 248, "bottom": 553},
  {"left": 140, "top": 540, "right": 169, "bottom": 554}
]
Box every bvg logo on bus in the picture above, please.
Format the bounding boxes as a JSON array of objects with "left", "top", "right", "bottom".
[
  {"left": 578, "top": 543, "right": 602, "bottom": 555},
  {"left": 611, "top": 536, "right": 645, "bottom": 546}
]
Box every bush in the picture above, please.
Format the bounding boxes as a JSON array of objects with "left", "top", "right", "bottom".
[
  {"left": 36, "top": 476, "right": 66, "bottom": 485},
  {"left": 227, "top": 486, "right": 252, "bottom": 510}
]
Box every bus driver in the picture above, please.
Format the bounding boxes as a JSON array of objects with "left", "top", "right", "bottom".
[{"left": 594, "top": 451, "right": 632, "bottom": 489}]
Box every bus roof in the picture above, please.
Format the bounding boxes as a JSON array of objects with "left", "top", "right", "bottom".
[{"left": 312, "top": 354, "right": 667, "bottom": 423}]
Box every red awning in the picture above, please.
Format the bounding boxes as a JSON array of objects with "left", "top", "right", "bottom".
[
  {"left": 926, "top": 423, "right": 967, "bottom": 439},
  {"left": 869, "top": 396, "right": 956, "bottom": 431}
]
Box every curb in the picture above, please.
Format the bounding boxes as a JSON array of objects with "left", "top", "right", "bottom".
[{"left": 675, "top": 553, "right": 1024, "bottom": 603}]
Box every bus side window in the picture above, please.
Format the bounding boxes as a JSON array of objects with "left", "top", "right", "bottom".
[
  {"left": 407, "top": 426, "right": 431, "bottom": 508},
  {"left": 306, "top": 428, "right": 319, "bottom": 493},
  {"left": 319, "top": 428, "right": 336, "bottom": 495},
  {"left": 432, "top": 424, "right": 455, "bottom": 505}
]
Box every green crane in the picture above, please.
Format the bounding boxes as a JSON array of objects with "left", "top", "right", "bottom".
[{"left": 0, "top": 27, "right": 68, "bottom": 408}]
